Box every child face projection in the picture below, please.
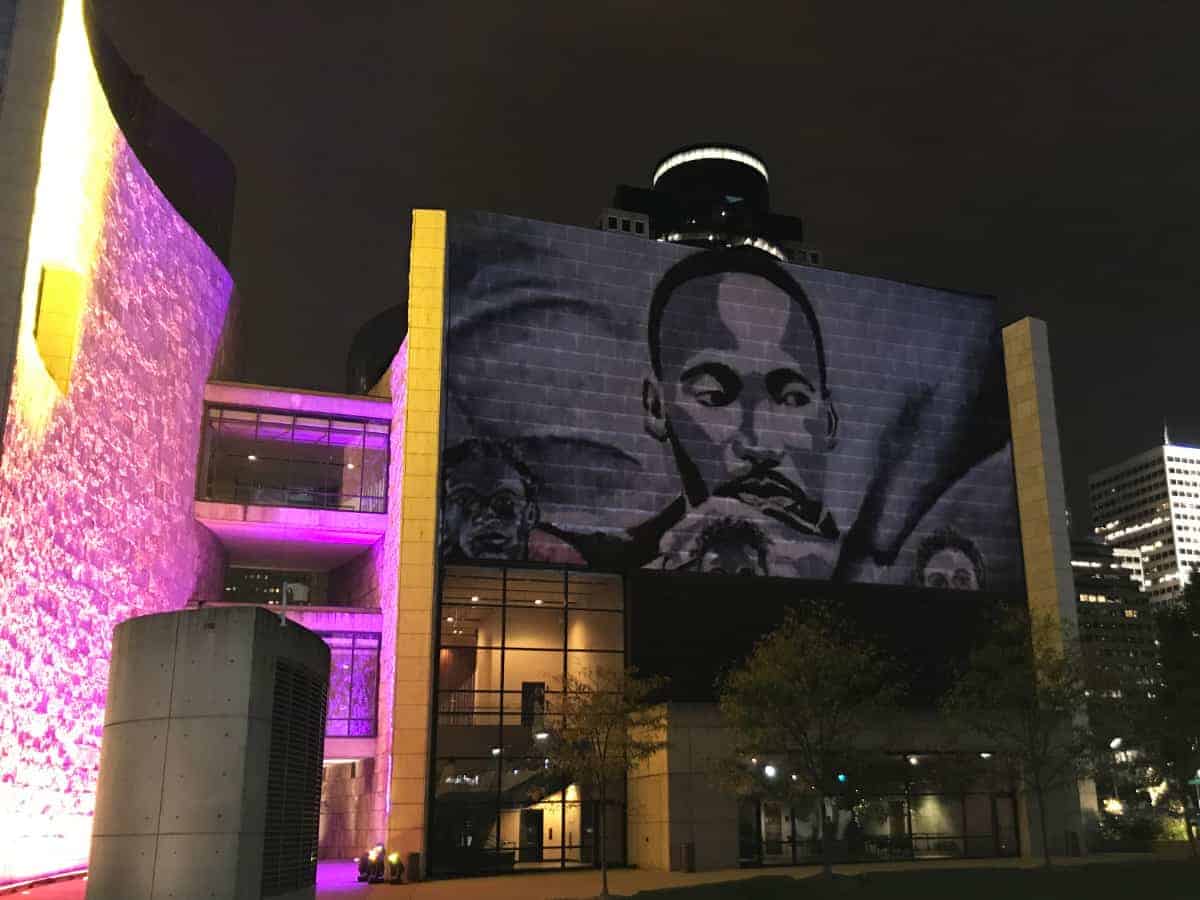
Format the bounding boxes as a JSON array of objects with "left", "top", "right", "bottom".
[
  {"left": 441, "top": 442, "right": 539, "bottom": 561},
  {"left": 645, "top": 270, "right": 840, "bottom": 542}
]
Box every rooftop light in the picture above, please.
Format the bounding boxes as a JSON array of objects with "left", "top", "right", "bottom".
[{"left": 653, "top": 146, "right": 768, "bottom": 185}]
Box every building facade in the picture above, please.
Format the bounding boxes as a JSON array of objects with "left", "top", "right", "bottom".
[
  {"left": 1070, "top": 538, "right": 1158, "bottom": 745},
  {"left": 0, "top": 3, "right": 1097, "bottom": 886},
  {"left": 1089, "top": 438, "right": 1200, "bottom": 602}
]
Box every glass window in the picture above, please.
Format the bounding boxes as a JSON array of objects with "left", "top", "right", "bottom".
[
  {"left": 567, "top": 649, "right": 623, "bottom": 686},
  {"left": 432, "top": 565, "right": 625, "bottom": 875},
  {"left": 505, "top": 569, "right": 564, "bottom": 607},
  {"left": 566, "top": 609, "right": 622, "bottom": 651},
  {"left": 567, "top": 572, "right": 622, "bottom": 609},
  {"left": 198, "top": 405, "right": 389, "bottom": 514},
  {"left": 503, "top": 650, "right": 564, "bottom": 693},
  {"left": 319, "top": 631, "right": 379, "bottom": 738},
  {"left": 441, "top": 604, "right": 503, "bottom": 647},
  {"left": 505, "top": 606, "right": 565, "bottom": 650}
]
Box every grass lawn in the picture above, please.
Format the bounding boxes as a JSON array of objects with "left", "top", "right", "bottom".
[{"left": 631, "top": 861, "right": 1199, "bottom": 900}]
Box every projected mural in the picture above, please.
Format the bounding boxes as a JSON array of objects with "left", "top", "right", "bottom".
[
  {"left": 0, "top": 0, "right": 232, "bottom": 884},
  {"left": 441, "top": 212, "right": 1021, "bottom": 590}
]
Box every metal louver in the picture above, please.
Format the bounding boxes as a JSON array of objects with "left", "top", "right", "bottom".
[{"left": 261, "top": 658, "right": 328, "bottom": 895}]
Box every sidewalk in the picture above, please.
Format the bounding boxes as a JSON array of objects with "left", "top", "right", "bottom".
[{"left": 5, "top": 849, "right": 1187, "bottom": 900}]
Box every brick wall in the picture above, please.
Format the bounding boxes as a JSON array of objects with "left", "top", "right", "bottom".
[{"left": 0, "top": 130, "right": 232, "bottom": 882}]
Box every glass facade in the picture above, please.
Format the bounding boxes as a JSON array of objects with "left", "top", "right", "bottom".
[
  {"left": 738, "top": 783, "right": 1019, "bottom": 866},
  {"left": 430, "top": 566, "right": 625, "bottom": 875},
  {"left": 198, "top": 405, "right": 389, "bottom": 513},
  {"left": 320, "top": 631, "right": 380, "bottom": 738}
]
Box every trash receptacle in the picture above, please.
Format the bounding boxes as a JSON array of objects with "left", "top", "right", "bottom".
[{"left": 406, "top": 852, "right": 421, "bottom": 882}]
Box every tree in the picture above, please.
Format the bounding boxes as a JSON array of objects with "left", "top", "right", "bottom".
[
  {"left": 1146, "top": 585, "right": 1200, "bottom": 858},
  {"left": 942, "top": 609, "right": 1095, "bottom": 866},
  {"left": 548, "top": 667, "right": 667, "bottom": 899},
  {"left": 717, "top": 607, "right": 901, "bottom": 877}
]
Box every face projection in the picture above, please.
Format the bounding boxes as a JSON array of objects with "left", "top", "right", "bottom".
[
  {"left": 645, "top": 257, "right": 840, "bottom": 543},
  {"left": 442, "top": 440, "right": 539, "bottom": 561},
  {"left": 913, "top": 530, "right": 985, "bottom": 591},
  {"left": 695, "top": 517, "right": 770, "bottom": 576}
]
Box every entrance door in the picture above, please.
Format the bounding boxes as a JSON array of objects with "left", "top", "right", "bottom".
[
  {"left": 762, "top": 802, "right": 784, "bottom": 856},
  {"left": 520, "top": 809, "right": 544, "bottom": 863}
]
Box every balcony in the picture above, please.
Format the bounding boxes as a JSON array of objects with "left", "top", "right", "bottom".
[{"left": 195, "top": 382, "right": 391, "bottom": 570}]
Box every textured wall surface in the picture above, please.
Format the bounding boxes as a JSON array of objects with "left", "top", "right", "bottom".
[
  {"left": 442, "top": 211, "right": 1020, "bottom": 588},
  {"left": 385, "top": 209, "right": 445, "bottom": 871},
  {"left": 329, "top": 537, "right": 383, "bottom": 609},
  {"left": 0, "top": 1, "right": 17, "bottom": 91},
  {"left": 0, "top": 3, "right": 232, "bottom": 881},
  {"left": 1000, "top": 316, "right": 1096, "bottom": 860},
  {"left": 0, "top": 0, "right": 60, "bottom": 465}
]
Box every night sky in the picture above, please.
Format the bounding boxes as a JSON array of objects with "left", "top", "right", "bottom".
[{"left": 96, "top": 0, "right": 1200, "bottom": 530}]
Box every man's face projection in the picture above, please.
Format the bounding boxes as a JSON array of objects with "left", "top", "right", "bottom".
[
  {"left": 921, "top": 548, "right": 980, "bottom": 591},
  {"left": 651, "top": 272, "right": 836, "bottom": 537},
  {"left": 443, "top": 457, "right": 537, "bottom": 560}
]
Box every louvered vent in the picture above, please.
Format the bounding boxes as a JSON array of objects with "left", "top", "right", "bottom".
[{"left": 262, "top": 658, "right": 328, "bottom": 896}]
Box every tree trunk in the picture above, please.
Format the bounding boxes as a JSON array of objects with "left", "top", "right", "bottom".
[
  {"left": 1185, "top": 790, "right": 1199, "bottom": 860},
  {"left": 599, "top": 781, "right": 609, "bottom": 898},
  {"left": 819, "top": 791, "right": 833, "bottom": 878},
  {"left": 1035, "top": 782, "right": 1052, "bottom": 868}
]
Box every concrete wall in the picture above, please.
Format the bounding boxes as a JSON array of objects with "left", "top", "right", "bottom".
[
  {"left": 1002, "top": 317, "right": 1099, "bottom": 858},
  {"left": 628, "top": 703, "right": 739, "bottom": 872},
  {"left": 319, "top": 759, "right": 380, "bottom": 860},
  {"left": 87, "top": 606, "right": 329, "bottom": 900}
]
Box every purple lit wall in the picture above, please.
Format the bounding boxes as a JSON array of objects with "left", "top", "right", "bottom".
[
  {"left": 374, "top": 340, "right": 409, "bottom": 838},
  {"left": 0, "top": 129, "right": 232, "bottom": 884}
]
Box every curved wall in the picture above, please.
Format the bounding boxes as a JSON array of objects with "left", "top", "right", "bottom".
[{"left": 0, "top": 0, "right": 233, "bottom": 884}]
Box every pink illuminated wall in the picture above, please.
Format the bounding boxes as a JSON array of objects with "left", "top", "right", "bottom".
[
  {"left": 0, "top": 3, "right": 233, "bottom": 883},
  {"left": 366, "top": 339, "right": 408, "bottom": 848}
]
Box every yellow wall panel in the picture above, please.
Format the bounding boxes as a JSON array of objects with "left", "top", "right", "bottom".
[
  {"left": 387, "top": 210, "right": 447, "bottom": 871},
  {"left": 33, "top": 264, "right": 83, "bottom": 392}
]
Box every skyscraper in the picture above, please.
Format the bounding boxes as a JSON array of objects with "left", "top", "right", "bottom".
[{"left": 1089, "top": 434, "right": 1200, "bottom": 602}]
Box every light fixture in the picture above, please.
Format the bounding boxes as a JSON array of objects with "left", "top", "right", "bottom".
[
  {"left": 346, "top": 463, "right": 355, "bottom": 470},
  {"left": 534, "top": 731, "right": 549, "bottom": 741},
  {"left": 979, "top": 752, "right": 993, "bottom": 760},
  {"left": 791, "top": 774, "right": 798, "bottom": 782},
  {"left": 750, "top": 757, "right": 758, "bottom": 765},
  {"left": 247, "top": 454, "right": 257, "bottom": 461},
  {"left": 653, "top": 146, "right": 769, "bottom": 185},
  {"left": 763, "top": 765, "right": 777, "bottom": 779},
  {"left": 534, "top": 598, "right": 544, "bottom": 606},
  {"left": 1110, "top": 737, "right": 1123, "bottom": 750},
  {"left": 471, "top": 595, "right": 480, "bottom": 603},
  {"left": 445, "top": 616, "right": 454, "bottom": 623},
  {"left": 491, "top": 747, "right": 501, "bottom": 757},
  {"left": 836, "top": 773, "right": 847, "bottom": 784},
  {"left": 907, "top": 755, "right": 919, "bottom": 766}
]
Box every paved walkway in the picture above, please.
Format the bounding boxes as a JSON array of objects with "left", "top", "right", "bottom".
[{"left": 4, "top": 850, "right": 1186, "bottom": 899}]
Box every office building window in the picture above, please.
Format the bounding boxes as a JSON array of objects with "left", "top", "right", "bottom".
[
  {"left": 198, "top": 405, "right": 389, "bottom": 513},
  {"left": 431, "top": 566, "right": 625, "bottom": 876}
]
